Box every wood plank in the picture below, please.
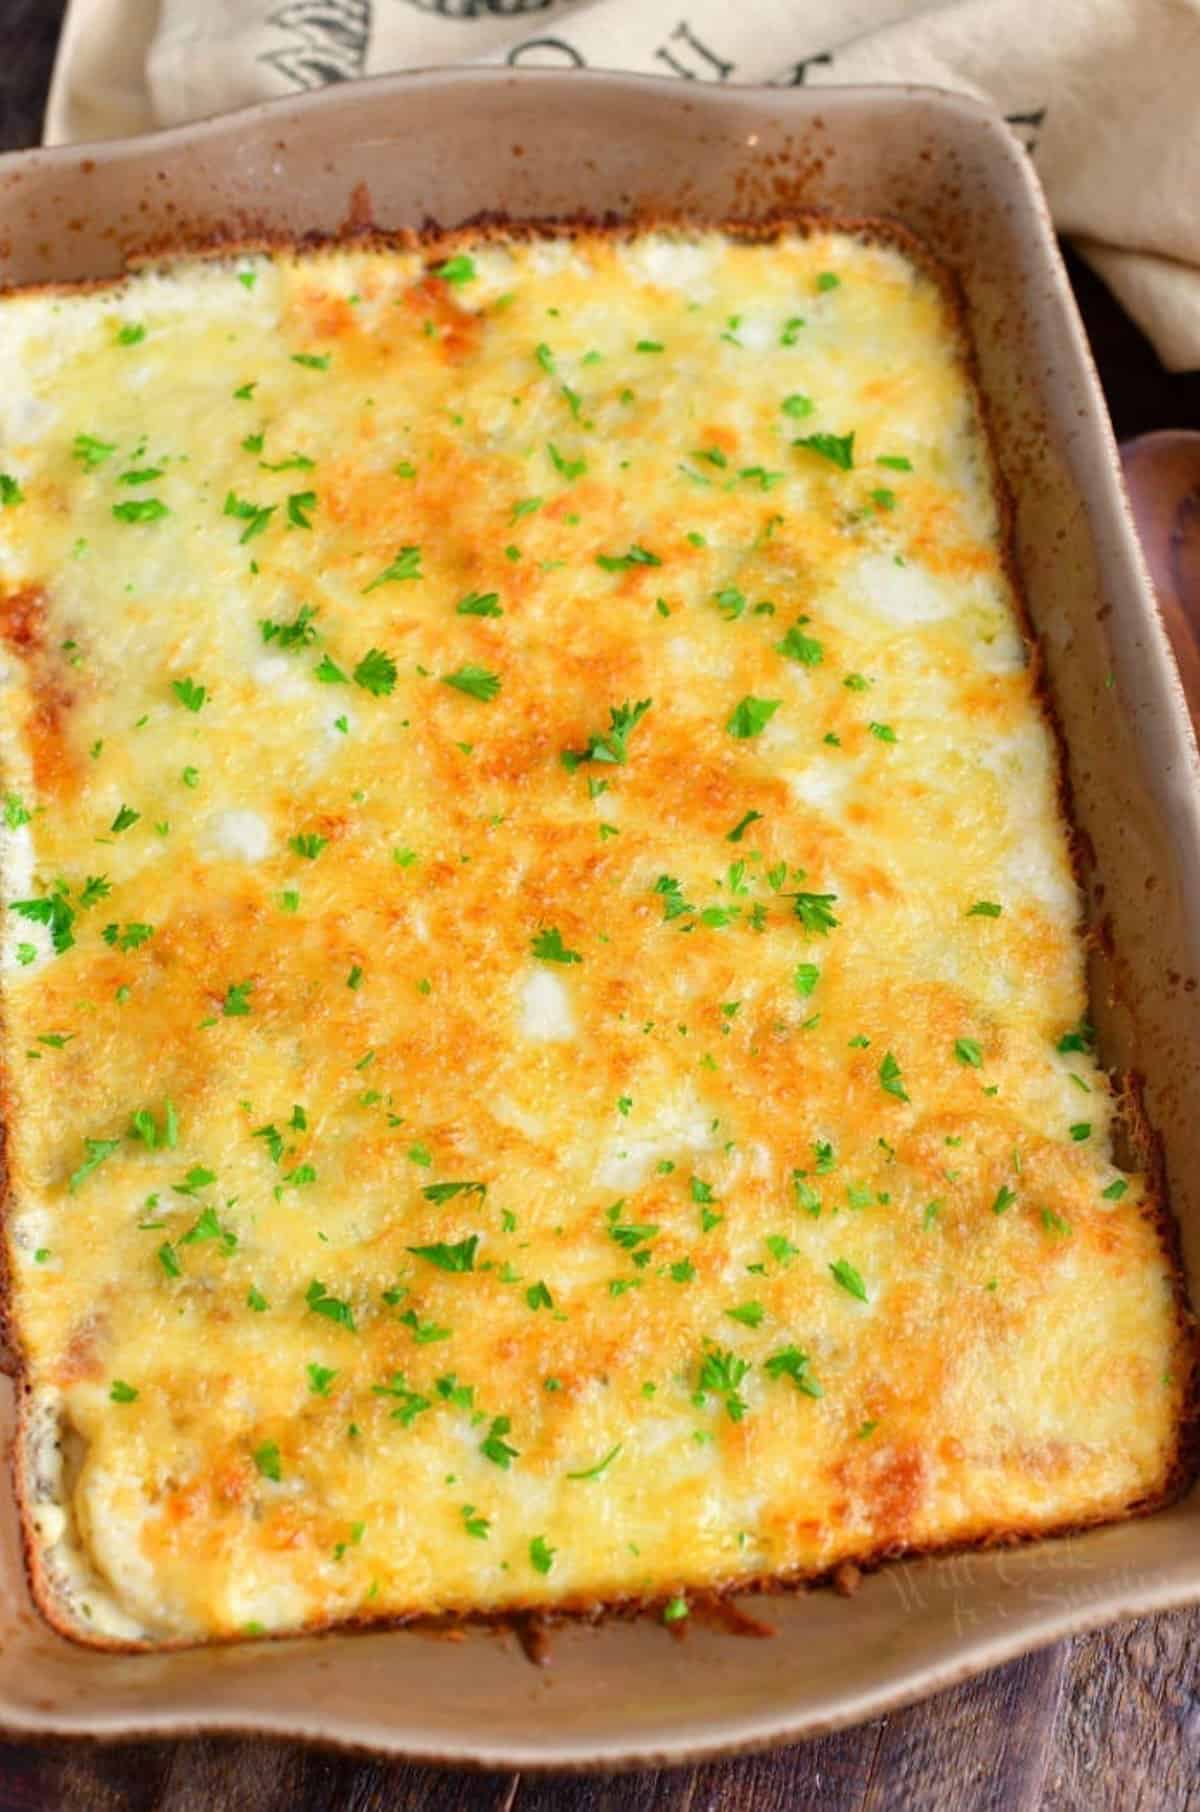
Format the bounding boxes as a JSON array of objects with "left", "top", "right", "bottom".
[
  {"left": 1043, "top": 1609, "right": 1200, "bottom": 1812},
  {"left": 859, "top": 1642, "right": 1068, "bottom": 1812},
  {"left": 152, "top": 1739, "right": 518, "bottom": 1812},
  {"left": 687, "top": 1721, "right": 883, "bottom": 1812},
  {"left": 509, "top": 1720, "right": 882, "bottom": 1812},
  {"left": 0, "top": 1738, "right": 174, "bottom": 1812}
]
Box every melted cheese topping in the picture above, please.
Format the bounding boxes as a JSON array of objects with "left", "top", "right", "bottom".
[{"left": 0, "top": 229, "right": 1186, "bottom": 1646}]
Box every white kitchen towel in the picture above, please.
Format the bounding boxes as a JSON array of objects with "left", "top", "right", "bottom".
[{"left": 43, "top": 0, "right": 1200, "bottom": 371}]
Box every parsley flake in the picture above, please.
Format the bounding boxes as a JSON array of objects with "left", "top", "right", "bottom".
[
  {"left": 306, "top": 1279, "right": 356, "bottom": 1330},
  {"left": 171, "top": 677, "right": 206, "bottom": 713},
  {"left": 879, "top": 1051, "right": 909, "bottom": 1102},
  {"left": 353, "top": 648, "right": 398, "bottom": 696},
  {"left": 727, "top": 696, "right": 780, "bottom": 739},
  {"left": 441, "top": 665, "right": 501, "bottom": 702},
  {"left": 362, "top": 545, "right": 423, "bottom": 593},
  {"left": 531, "top": 926, "right": 581, "bottom": 965},
  {"left": 794, "top": 431, "right": 855, "bottom": 470},
  {"left": 830, "top": 1258, "right": 868, "bottom": 1301},
  {"left": 407, "top": 1235, "right": 478, "bottom": 1273}
]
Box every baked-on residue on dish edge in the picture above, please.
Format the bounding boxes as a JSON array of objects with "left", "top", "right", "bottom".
[{"left": 0, "top": 225, "right": 1188, "bottom": 1647}]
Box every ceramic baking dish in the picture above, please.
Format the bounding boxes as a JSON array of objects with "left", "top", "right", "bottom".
[{"left": 0, "top": 69, "right": 1197, "bottom": 1768}]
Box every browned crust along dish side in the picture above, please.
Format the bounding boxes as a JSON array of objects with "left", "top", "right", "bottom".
[{"left": 2, "top": 209, "right": 1195, "bottom": 1656}]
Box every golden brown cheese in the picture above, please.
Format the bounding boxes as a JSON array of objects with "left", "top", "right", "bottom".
[{"left": 0, "top": 226, "right": 1187, "bottom": 1646}]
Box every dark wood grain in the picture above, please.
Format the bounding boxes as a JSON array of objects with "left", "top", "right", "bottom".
[
  {"left": 860, "top": 1646, "right": 1069, "bottom": 1812},
  {"left": 0, "top": 10, "right": 1197, "bottom": 1809},
  {"left": 1045, "top": 1612, "right": 1200, "bottom": 1812}
]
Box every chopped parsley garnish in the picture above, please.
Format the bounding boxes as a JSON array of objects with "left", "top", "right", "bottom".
[
  {"left": 407, "top": 1235, "right": 478, "bottom": 1272},
  {"left": 877, "top": 455, "right": 913, "bottom": 471},
  {"left": 596, "top": 545, "right": 661, "bottom": 573},
  {"left": 1070, "top": 1122, "right": 1092, "bottom": 1142},
  {"left": 180, "top": 1205, "right": 236, "bottom": 1252},
  {"left": 109, "top": 1380, "right": 139, "bottom": 1403},
  {"left": 307, "top": 1363, "right": 338, "bottom": 1396},
  {"left": 261, "top": 452, "right": 316, "bottom": 473},
  {"left": 531, "top": 926, "right": 581, "bottom": 965},
  {"left": 456, "top": 590, "right": 502, "bottom": 617},
  {"left": 967, "top": 900, "right": 1003, "bottom": 918},
  {"left": 223, "top": 491, "right": 274, "bottom": 543},
  {"left": 765, "top": 1346, "right": 822, "bottom": 1397},
  {"left": 816, "top": 271, "right": 840, "bottom": 292},
  {"left": 247, "top": 1286, "right": 269, "bottom": 1312},
  {"left": 726, "top": 696, "right": 780, "bottom": 739},
  {"left": 1102, "top": 1178, "right": 1128, "bottom": 1200},
  {"left": 879, "top": 1051, "right": 909, "bottom": 1102},
  {"left": 481, "top": 1416, "right": 519, "bottom": 1468},
  {"left": 111, "top": 803, "right": 140, "bottom": 833},
  {"left": 12, "top": 892, "right": 75, "bottom": 955},
  {"left": 291, "top": 351, "right": 331, "bottom": 370},
  {"left": 67, "top": 1136, "right": 121, "bottom": 1193},
  {"left": 362, "top": 545, "right": 423, "bottom": 592},
  {"left": 726, "top": 1301, "right": 764, "bottom": 1329},
  {"left": 157, "top": 1242, "right": 181, "bottom": 1278},
  {"left": 399, "top": 1309, "right": 451, "bottom": 1344},
  {"left": 306, "top": 1279, "right": 356, "bottom": 1330},
  {"left": 372, "top": 1375, "right": 430, "bottom": 1426},
  {"left": 776, "top": 621, "right": 824, "bottom": 666},
  {"left": 461, "top": 1506, "right": 490, "bottom": 1540},
  {"left": 791, "top": 891, "right": 840, "bottom": 936},
  {"left": 697, "top": 1348, "right": 750, "bottom": 1422},
  {"left": 116, "top": 322, "right": 146, "bottom": 345},
  {"left": 548, "top": 443, "right": 586, "bottom": 481},
  {"left": 112, "top": 497, "right": 168, "bottom": 523},
  {"left": 1041, "top": 1208, "right": 1071, "bottom": 1236},
  {"left": 869, "top": 721, "right": 897, "bottom": 742},
  {"left": 794, "top": 963, "right": 821, "bottom": 998},
  {"left": 315, "top": 654, "right": 348, "bottom": 684},
  {"left": 566, "top": 1442, "right": 622, "bottom": 1480},
  {"left": 530, "top": 1535, "right": 556, "bottom": 1574},
  {"left": 286, "top": 490, "right": 316, "bottom": 529},
  {"left": 260, "top": 604, "right": 318, "bottom": 649},
  {"left": 441, "top": 665, "right": 501, "bottom": 702},
  {"left": 727, "top": 809, "right": 763, "bottom": 842},
  {"left": 794, "top": 1177, "right": 821, "bottom": 1216},
  {"left": 129, "top": 1100, "right": 178, "bottom": 1149},
  {"left": 101, "top": 914, "right": 153, "bottom": 951},
  {"left": 290, "top": 832, "right": 327, "bottom": 860},
  {"left": 171, "top": 677, "right": 206, "bottom": 713},
  {"left": 781, "top": 393, "right": 815, "bottom": 419},
  {"left": 222, "top": 979, "right": 254, "bottom": 1017},
  {"left": 422, "top": 1180, "right": 486, "bottom": 1203},
  {"left": 794, "top": 431, "right": 855, "bottom": 470},
  {"left": 73, "top": 433, "right": 117, "bottom": 470},
  {"left": 353, "top": 648, "right": 398, "bottom": 696},
  {"left": 829, "top": 1258, "right": 868, "bottom": 1302},
  {"left": 562, "top": 697, "right": 652, "bottom": 770},
  {"left": 992, "top": 1184, "right": 1017, "bottom": 1215},
  {"left": 435, "top": 254, "right": 476, "bottom": 285},
  {"left": 955, "top": 1038, "right": 983, "bottom": 1067}
]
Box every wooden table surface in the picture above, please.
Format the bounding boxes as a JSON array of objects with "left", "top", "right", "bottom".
[{"left": 3, "top": 5, "right": 1200, "bottom": 1807}]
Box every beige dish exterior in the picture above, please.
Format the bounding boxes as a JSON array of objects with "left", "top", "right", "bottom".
[{"left": 0, "top": 72, "right": 1197, "bottom": 1767}]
